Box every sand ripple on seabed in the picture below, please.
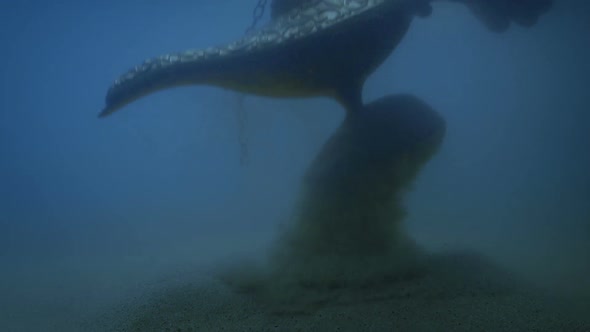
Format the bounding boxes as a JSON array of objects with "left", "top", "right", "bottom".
[{"left": 95, "top": 252, "right": 590, "bottom": 332}]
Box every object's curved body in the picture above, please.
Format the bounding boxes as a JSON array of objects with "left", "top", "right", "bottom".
[
  {"left": 100, "top": 0, "right": 552, "bottom": 117},
  {"left": 101, "top": 0, "right": 415, "bottom": 116}
]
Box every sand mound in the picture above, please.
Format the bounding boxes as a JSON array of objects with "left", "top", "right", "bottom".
[{"left": 98, "top": 251, "right": 589, "bottom": 332}]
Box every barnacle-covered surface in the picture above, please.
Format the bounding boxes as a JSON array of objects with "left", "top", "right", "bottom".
[
  {"left": 111, "top": 0, "right": 393, "bottom": 86},
  {"left": 100, "top": 0, "right": 554, "bottom": 116},
  {"left": 100, "top": 0, "right": 411, "bottom": 116}
]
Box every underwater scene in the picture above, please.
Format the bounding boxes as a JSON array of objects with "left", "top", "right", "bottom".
[{"left": 1, "top": 0, "right": 589, "bottom": 331}]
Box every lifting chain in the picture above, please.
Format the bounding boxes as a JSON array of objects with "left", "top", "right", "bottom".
[
  {"left": 236, "top": 94, "right": 249, "bottom": 165},
  {"left": 236, "top": 0, "right": 268, "bottom": 166},
  {"left": 247, "top": 0, "right": 268, "bottom": 34}
]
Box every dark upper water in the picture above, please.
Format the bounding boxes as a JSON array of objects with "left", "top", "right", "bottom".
[{"left": 1, "top": 0, "right": 589, "bottom": 331}]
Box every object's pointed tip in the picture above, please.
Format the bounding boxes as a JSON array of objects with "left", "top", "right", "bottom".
[{"left": 98, "top": 107, "right": 112, "bottom": 119}]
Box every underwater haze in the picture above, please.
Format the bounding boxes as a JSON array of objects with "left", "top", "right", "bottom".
[{"left": 1, "top": 0, "right": 589, "bottom": 331}]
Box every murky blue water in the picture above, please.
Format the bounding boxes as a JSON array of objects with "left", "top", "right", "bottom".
[{"left": 1, "top": 1, "right": 588, "bottom": 330}]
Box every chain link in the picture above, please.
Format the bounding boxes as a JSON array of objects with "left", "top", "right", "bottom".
[
  {"left": 246, "top": 0, "right": 268, "bottom": 34},
  {"left": 236, "top": 0, "right": 268, "bottom": 166},
  {"left": 236, "top": 94, "right": 249, "bottom": 165}
]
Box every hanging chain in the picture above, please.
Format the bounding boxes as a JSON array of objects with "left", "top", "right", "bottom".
[
  {"left": 236, "top": 94, "right": 249, "bottom": 165},
  {"left": 236, "top": 0, "right": 268, "bottom": 166},
  {"left": 247, "top": 0, "right": 268, "bottom": 34}
]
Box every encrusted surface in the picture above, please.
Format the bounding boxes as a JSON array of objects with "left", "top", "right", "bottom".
[{"left": 109, "top": 0, "right": 391, "bottom": 89}]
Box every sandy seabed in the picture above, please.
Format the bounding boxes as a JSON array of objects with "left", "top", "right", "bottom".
[{"left": 93, "top": 251, "right": 590, "bottom": 332}]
